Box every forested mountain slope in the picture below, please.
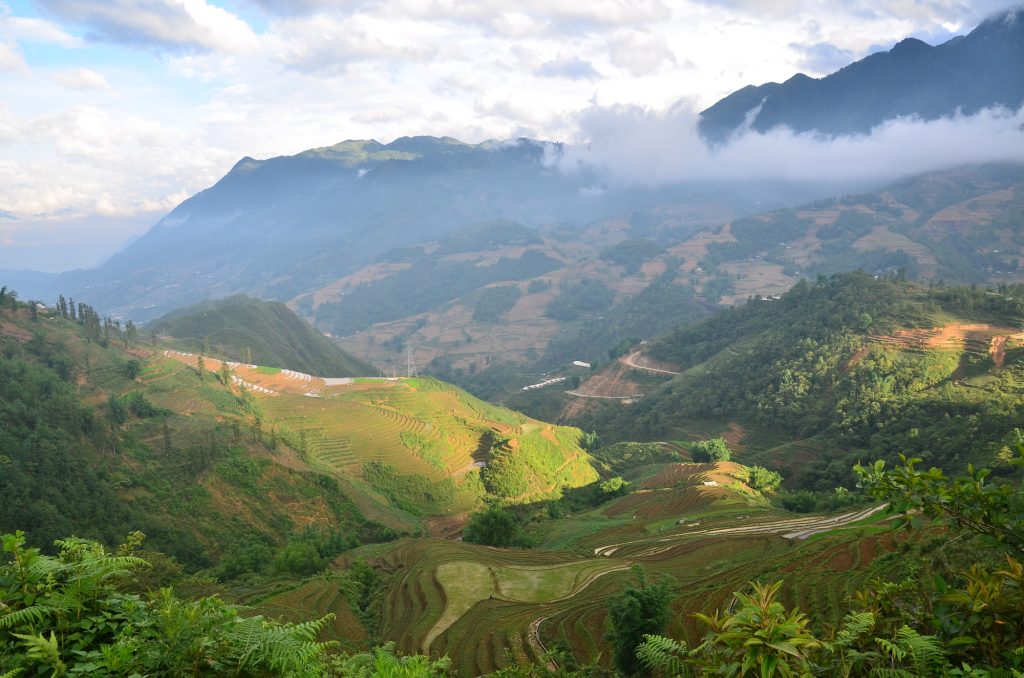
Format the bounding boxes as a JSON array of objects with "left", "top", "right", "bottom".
[
  {"left": 573, "top": 272, "right": 1024, "bottom": 488},
  {"left": 150, "top": 294, "right": 374, "bottom": 377}
]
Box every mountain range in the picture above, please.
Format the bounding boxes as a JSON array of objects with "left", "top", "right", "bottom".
[
  {"left": 20, "top": 138, "right": 806, "bottom": 323},
  {"left": 699, "top": 7, "right": 1024, "bottom": 141}
]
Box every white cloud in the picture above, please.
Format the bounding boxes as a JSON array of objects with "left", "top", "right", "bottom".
[
  {"left": 52, "top": 67, "right": 113, "bottom": 91},
  {"left": 536, "top": 54, "right": 600, "bottom": 79},
  {"left": 2, "top": 15, "right": 82, "bottom": 47},
  {"left": 606, "top": 28, "right": 676, "bottom": 75},
  {"left": 557, "top": 101, "right": 1024, "bottom": 187},
  {"left": 35, "top": 0, "right": 258, "bottom": 52},
  {"left": 0, "top": 40, "right": 24, "bottom": 70}
]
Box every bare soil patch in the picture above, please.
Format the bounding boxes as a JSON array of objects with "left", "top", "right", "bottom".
[
  {"left": 424, "top": 512, "right": 470, "bottom": 539},
  {"left": 573, "top": 362, "right": 644, "bottom": 398},
  {"left": 873, "top": 324, "right": 1024, "bottom": 356}
]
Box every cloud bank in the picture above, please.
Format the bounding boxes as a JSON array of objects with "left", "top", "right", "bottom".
[{"left": 555, "top": 102, "right": 1024, "bottom": 188}]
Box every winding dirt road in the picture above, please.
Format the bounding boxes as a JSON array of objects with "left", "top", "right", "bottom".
[{"left": 622, "top": 350, "right": 680, "bottom": 375}]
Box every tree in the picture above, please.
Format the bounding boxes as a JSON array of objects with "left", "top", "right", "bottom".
[
  {"left": 196, "top": 355, "right": 205, "bottom": 380},
  {"left": 606, "top": 572, "right": 671, "bottom": 675},
  {"left": 746, "top": 465, "right": 782, "bottom": 493},
  {"left": 691, "top": 437, "right": 731, "bottom": 462},
  {"left": 219, "top": 361, "right": 232, "bottom": 386},
  {"left": 124, "top": 320, "right": 138, "bottom": 345},
  {"left": 462, "top": 506, "right": 521, "bottom": 547},
  {"left": 106, "top": 393, "right": 127, "bottom": 425},
  {"left": 601, "top": 476, "right": 629, "bottom": 497}
]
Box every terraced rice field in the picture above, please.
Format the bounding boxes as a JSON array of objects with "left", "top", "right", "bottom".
[
  {"left": 162, "top": 351, "right": 596, "bottom": 516},
  {"left": 342, "top": 459, "right": 899, "bottom": 676}
]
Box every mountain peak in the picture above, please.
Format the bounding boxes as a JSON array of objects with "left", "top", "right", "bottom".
[
  {"left": 890, "top": 37, "right": 931, "bottom": 55},
  {"left": 699, "top": 10, "right": 1024, "bottom": 141}
]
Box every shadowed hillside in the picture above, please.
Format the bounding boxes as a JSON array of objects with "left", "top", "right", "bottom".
[{"left": 150, "top": 294, "right": 374, "bottom": 377}]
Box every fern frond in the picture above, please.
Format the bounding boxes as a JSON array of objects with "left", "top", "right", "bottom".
[
  {"left": 224, "top": 613, "right": 335, "bottom": 674},
  {"left": 0, "top": 606, "right": 50, "bottom": 630},
  {"left": 893, "top": 625, "right": 946, "bottom": 674},
  {"left": 12, "top": 631, "right": 65, "bottom": 675},
  {"left": 637, "top": 634, "right": 691, "bottom": 677},
  {"left": 25, "top": 555, "right": 68, "bottom": 582}
]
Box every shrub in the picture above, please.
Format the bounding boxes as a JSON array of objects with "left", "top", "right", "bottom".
[{"left": 691, "top": 437, "right": 731, "bottom": 462}]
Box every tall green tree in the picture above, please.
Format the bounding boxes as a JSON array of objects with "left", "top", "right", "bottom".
[
  {"left": 606, "top": 572, "right": 671, "bottom": 675},
  {"left": 462, "top": 506, "right": 521, "bottom": 548}
]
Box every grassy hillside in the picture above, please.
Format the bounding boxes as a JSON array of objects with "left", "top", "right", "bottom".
[
  {"left": 571, "top": 272, "right": 1024, "bottom": 488},
  {"left": 0, "top": 293, "right": 595, "bottom": 570},
  {"left": 150, "top": 294, "right": 374, "bottom": 377}
]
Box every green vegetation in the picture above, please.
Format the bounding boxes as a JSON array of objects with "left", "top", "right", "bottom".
[
  {"left": 606, "top": 574, "right": 672, "bottom": 675},
  {"left": 639, "top": 449, "right": 1024, "bottom": 677},
  {"left": 151, "top": 294, "right": 373, "bottom": 377},
  {"left": 690, "top": 437, "right": 731, "bottom": 462},
  {"left": 11, "top": 263, "right": 1024, "bottom": 677},
  {"left": 0, "top": 291, "right": 596, "bottom": 576},
  {"left": 0, "top": 531, "right": 336, "bottom": 676},
  {"left": 536, "top": 273, "right": 710, "bottom": 370},
  {"left": 546, "top": 279, "right": 615, "bottom": 321},
  {"left": 481, "top": 428, "right": 593, "bottom": 500},
  {"left": 696, "top": 165, "right": 1024, "bottom": 286},
  {"left": 583, "top": 273, "right": 1024, "bottom": 488},
  {"left": 463, "top": 507, "right": 523, "bottom": 547},
  {"left": 362, "top": 462, "right": 457, "bottom": 517},
  {"left": 600, "top": 239, "right": 664, "bottom": 274},
  {"left": 474, "top": 285, "right": 523, "bottom": 323},
  {"left": 589, "top": 442, "right": 682, "bottom": 474},
  {"left": 435, "top": 221, "right": 542, "bottom": 255}
]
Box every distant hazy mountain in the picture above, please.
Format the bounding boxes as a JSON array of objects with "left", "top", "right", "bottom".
[
  {"left": 150, "top": 294, "right": 375, "bottom": 377},
  {"left": 33, "top": 136, "right": 821, "bottom": 322},
  {"left": 699, "top": 8, "right": 1024, "bottom": 142}
]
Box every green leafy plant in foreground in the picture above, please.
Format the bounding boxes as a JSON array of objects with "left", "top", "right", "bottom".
[
  {"left": 638, "top": 446, "right": 1024, "bottom": 677},
  {"left": 0, "top": 531, "right": 336, "bottom": 676}
]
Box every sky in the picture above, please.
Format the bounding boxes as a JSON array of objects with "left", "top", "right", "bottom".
[{"left": 0, "top": 0, "right": 1019, "bottom": 271}]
